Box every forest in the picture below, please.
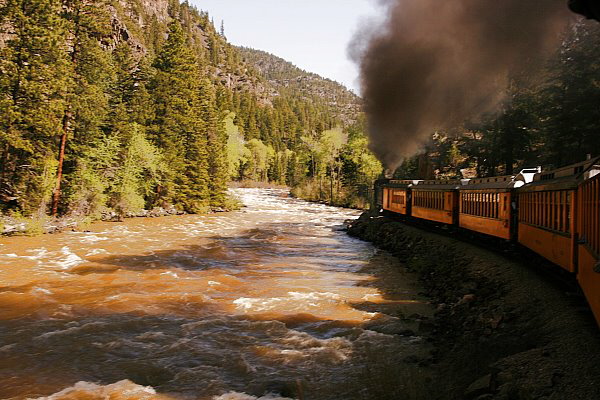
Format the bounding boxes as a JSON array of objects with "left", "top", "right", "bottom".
[
  {"left": 0, "top": 0, "right": 599, "bottom": 225},
  {"left": 0, "top": 0, "right": 379, "bottom": 225}
]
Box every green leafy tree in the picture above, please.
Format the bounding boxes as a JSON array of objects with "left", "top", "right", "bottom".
[
  {"left": 319, "top": 128, "right": 347, "bottom": 203},
  {"left": 244, "top": 138, "right": 273, "bottom": 181},
  {"left": 108, "top": 123, "right": 164, "bottom": 217},
  {"left": 224, "top": 112, "right": 248, "bottom": 180}
]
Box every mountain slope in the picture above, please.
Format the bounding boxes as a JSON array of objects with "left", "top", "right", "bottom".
[{"left": 238, "top": 47, "right": 362, "bottom": 125}]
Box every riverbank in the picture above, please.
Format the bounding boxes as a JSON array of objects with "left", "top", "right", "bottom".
[
  {"left": 0, "top": 206, "right": 187, "bottom": 236},
  {"left": 1, "top": 196, "right": 243, "bottom": 236},
  {"left": 347, "top": 212, "right": 600, "bottom": 400}
]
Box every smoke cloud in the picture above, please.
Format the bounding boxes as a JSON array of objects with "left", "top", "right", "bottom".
[{"left": 351, "top": 0, "right": 571, "bottom": 170}]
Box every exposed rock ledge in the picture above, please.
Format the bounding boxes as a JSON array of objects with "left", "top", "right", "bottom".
[{"left": 347, "top": 212, "right": 600, "bottom": 400}]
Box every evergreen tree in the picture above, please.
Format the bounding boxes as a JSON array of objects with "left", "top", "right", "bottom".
[
  {"left": 0, "top": 0, "right": 68, "bottom": 212},
  {"left": 537, "top": 21, "right": 600, "bottom": 166},
  {"left": 150, "top": 20, "right": 210, "bottom": 212},
  {"left": 199, "top": 79, "right": 228, "bottom": 207},
  {"left": 53, "top": 0, "right": 112, "bottom": 215}
]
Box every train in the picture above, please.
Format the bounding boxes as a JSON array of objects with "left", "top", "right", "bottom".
[{"left": 374, "top": 157, "right": 600, "bottom": 326}]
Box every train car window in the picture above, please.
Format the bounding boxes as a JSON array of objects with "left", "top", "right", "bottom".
[
  {"left": 461, "top": 190, "right": 501, "bottom": 219},
  {"left": 414, "top": 190, "right": 445, "bottom": 210},
  {"left": 391, "top": 190, "right": 405, "bottom": 206},
  {"left": 519, "top": 190, "right": 572, "bottom": 234}
]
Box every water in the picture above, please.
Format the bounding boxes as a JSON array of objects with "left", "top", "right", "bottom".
[{"left": 0, "top": 189, "right": 431, "bottom": 399}]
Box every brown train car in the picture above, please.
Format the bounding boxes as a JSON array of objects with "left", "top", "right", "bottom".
[
  {"left": 459, "top": 170, "right": 538, "bottom": 240},
  {"left": 577, "top": 162, "right": 600, "bottom": 324},
  {"left": 411, "top": 180, "right": 464, "bottom": 225},
  {"left": 381, "top": 180, "right": 421, "bottom": 215},
  {"left": 516, "top": 159, "right": 599, "bottom": 273}
]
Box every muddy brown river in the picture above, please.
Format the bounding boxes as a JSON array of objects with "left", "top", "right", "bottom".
[{"left": 0, "top": 189, "right": 431, "bottom": 400}]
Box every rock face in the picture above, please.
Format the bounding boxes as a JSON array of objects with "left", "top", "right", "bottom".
[
  {"left": 114, "top": 0, "right": 170, "bottom": 27},
  {"left": 104, "top": 0, "right": 169, "bottom": 55},
  {"left": 348, "top": 213, "right": 600, "bottom": 400},
  {"left": 106, "top": 1, "right": 274, "bottom": 105},
  {"left": 136, "top": 0, "right": 170, "bottom": 23}
]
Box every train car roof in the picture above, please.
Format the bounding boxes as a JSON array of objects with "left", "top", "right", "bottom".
[
  {"left": 381, "top": 179, "right": 422, "bottom": 188},
  {"left": 461, "top": 169, "right": 538, "bottom": 191},
  {"left": 518, "top": 157, "right": 600, "bottom": 192},
  {"left": 386, "top": 179, "right": 421, "bottom": 188},
  {"left": 413, "top": 179, "right": 467, "bottom": 190}
]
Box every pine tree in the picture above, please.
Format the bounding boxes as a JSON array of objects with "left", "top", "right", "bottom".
[
  {"left": 52, "top": 0, "right": 112, "bottom": 215},
  {"left": 0, "top": 0, "right": 69, "bottom": 213},
  {"left": 150, "top": 20, "right": 210, "bottom": 212},
  {"left": 538, "top": 21, "right": 600, "bottom": 166},
  {"left": 199, "top": 79, "right": 228, "bottom": 207}
]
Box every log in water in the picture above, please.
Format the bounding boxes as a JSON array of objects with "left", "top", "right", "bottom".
[{"left": 0, "top": 189, "right": 432, "bottom": 400}]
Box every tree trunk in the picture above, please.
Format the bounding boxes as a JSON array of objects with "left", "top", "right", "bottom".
[
  {"left": 51, "top": 107, "right": 72, "bottom": 216},
  {"left": 51, "top": 3, "right": 83, "bottom": 215},
  {"left": 330, "top": 169, "right": 334, "bottom": 205},
  {"left": 0, "top": 143, "right": 10, "bottom": 182}
]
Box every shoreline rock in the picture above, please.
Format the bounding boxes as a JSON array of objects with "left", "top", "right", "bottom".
[
  {"left": 347, "top": 212, "right": 600, "bottom": 400},
  {"left": 0, "top": 205, "right": 237, "bottom": 236}
]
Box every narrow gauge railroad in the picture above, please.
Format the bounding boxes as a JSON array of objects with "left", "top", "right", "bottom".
[{"left": 375, "top": 156, "right": 600, "bottom": 326}]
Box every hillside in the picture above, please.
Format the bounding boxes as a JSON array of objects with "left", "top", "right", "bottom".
[{"left": 238, "top": 47, "right": 362, "bottom": 125}]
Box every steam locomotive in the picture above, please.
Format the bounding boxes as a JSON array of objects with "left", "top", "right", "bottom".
[{"left": 374, "top": 157, "right": 600, "bottom": 326}]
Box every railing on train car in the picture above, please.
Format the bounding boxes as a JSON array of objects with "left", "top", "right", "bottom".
[
  {"left": 391, "top": 191, "right": 406, "bottom": 205},
  {"left": 519, "top": 191, "right": 572, "bottom": 235},
  {"left": 461, "top": 192, "right": 500, "bottom": 219},
  {"left": 413, "top": 191, "right": 445, "bottom": 210},
  {"left": 580, "top": 174, "right": 600, "bottom": 256}
]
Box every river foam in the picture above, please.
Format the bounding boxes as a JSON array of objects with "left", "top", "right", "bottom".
[{"left": 31, "top": 380, "right": 166, "bottom": 400}]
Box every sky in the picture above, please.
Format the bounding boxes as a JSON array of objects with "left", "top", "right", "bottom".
[{"left": 190, "top": 0, "right": 384, "bottom": 93}]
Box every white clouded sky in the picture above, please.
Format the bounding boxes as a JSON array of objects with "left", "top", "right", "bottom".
[{"left": 189, "top": 0, "right": 384, "bottom": 93}]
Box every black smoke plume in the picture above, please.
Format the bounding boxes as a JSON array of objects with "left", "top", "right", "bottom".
[{"left": 351, "top": 0, "right": 571, "bottom": 170}]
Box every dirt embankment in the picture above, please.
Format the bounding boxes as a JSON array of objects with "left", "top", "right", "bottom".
[{"left": 347, "top": 213, "right": 600, "bottom": 400}]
